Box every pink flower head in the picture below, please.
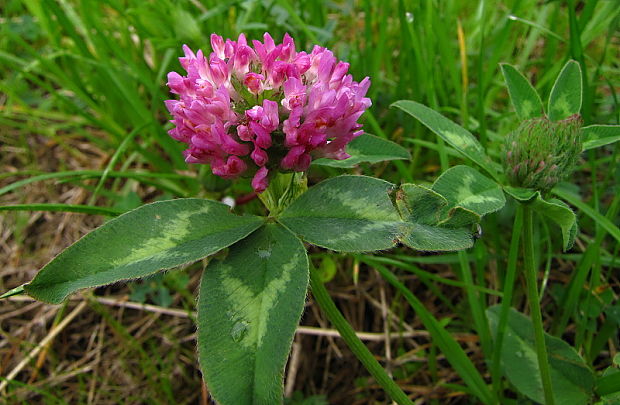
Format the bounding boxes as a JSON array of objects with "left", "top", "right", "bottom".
[{"left": 165, "top": 33, "right": 371, "bottom": 193}]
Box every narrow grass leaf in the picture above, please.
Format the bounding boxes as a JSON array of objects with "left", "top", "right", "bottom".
[
  {"left": 273, "top": 0, "right": 319, "bottom": 43},
  {"left": 554, "top": 194, "right": 620, "bottom": 337},
  {"left": 90, "top": 121, "right": 153, "bottom": 202},
  {"left": 309, "top": 264, "right": 414, "bottom": 405},
  {"left": 581, "top": 125, "right": 620, "bottom": 151},
  {"left": 548, "top": 60, "right": 582, "bottom": 121},
  {"left": 391, "top": 100, "right": 501, "bottom": 179},
  {"left": 0, "top": 203, "right": 123, "bottom": 216},
  {"left": 487, "top": 305, "right": 594, "bottom": 405},
  {"left": 278, "top": 176, "right": 405, "bottom": 252},
  {"left": 553, "top": 187, "right": 620, "bottom": 245},
  {"left": 375, "top": 264, "right": 495, "bottom": 404},
  {"left": 500, "top": 63, "right": 544, "bottom": 119},
  {"left": 0, "top": 170, "right": 197, "bottom": 198},
  {"left": 312, "top": 133, "right": 411, "bottom": 168},
  {"left": 198, "top": 224, "right": 308, "bottom": 405},
  {"left": 360, "top": 255, "right": 502, "bottom": 296},
  {"left": 19, "top": 199, "right": 263, "bottom": 304}
]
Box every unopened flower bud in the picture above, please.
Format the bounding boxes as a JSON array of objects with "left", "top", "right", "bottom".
[{"left": 503, "top": 115, "right": 582, "bottom": 191}]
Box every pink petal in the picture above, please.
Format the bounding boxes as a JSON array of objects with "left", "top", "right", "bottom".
[{"left": 251, "top": 167, "right": 269, "bottom": 193}]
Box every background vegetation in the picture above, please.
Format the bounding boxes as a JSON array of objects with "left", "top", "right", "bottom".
[{"left": 1, "top": 0, "right": 618, "bottom": 403}]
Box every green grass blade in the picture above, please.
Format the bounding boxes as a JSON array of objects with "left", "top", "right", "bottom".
[
  {"left": 553, "top": 192, "right": 620, "bottom": 336},
  {"left": 491, "top": 204, "right": 524, "bottom": 396},
  {"left": 374, "top": 264, "right": 495, "bottom": 404},
  {"left": 309, "top": 265, "right": 414, "bottom": 405},
  {"left": 90, "top": 121, "right": 154, "bottom": 203},
  {"left": 0, "top": 203, "right": 123, "bottom": 216},
  {"left": 553, "top": 187, "right": 620, "bottom": 244},
  {"left": 458, "top": 250, "right": 493, "bottom": 359},
  {"left": 0, "top": 170, "right": 197, "bottom": 198},
  {"left": 359, "top": 255, "right": 502, "bottom": 296}
]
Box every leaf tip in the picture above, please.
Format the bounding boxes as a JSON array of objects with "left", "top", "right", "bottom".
[{"left": 0, "top": 285, "right": 26, "bottom": 300}]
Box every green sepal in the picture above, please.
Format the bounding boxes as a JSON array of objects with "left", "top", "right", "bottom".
[
  {"left": 278, "top": 175, "right": 405, "bottom": 252},
  {"left": 487, "top": 306, "right": 594, "bottom": 405},
  {"left": 20, "top": 199, "right": 264, "bottom": 304},
  {"left": 312, "top": 133, "right": 411, "bottom": 168},
  {"left": 197, "top": 223, "right": 309, "bottom": 405}
]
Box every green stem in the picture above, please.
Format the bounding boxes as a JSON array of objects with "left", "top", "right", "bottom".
[
  {"left": 309, "top": 268, "right": 413, "bottom": 405},
  {"left": 522, "top": 205, "right": 555, "bottom": 405},
  {"left": 491, "top": 204, "right": 523, "bottom": 396}
]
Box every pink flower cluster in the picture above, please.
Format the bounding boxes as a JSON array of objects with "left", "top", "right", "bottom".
[{"left": 165, "top": 33, "right": 371, "bottom": 192}]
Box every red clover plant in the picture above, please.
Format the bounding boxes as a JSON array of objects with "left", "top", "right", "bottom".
[{"left": 6, "top": 34, "right": 620, "bottom": 405}]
